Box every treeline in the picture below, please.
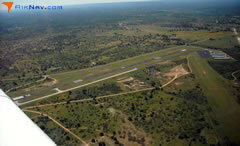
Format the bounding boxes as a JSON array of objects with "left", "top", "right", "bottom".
[
  {"left": 38, "top": 81, "right": 123, "bottom": 105},
  {"left": 132, "top": 68, "right": 162, "bottom": 88},
  {"left": 208, "top": 61, "right": 240, "bottom": 81}
]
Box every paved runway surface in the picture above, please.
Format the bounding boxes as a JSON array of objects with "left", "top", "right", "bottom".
[
  {"left": 197, "top": 50, "right": 211, "bottom": 58},
  {"left": 16, "top": 50, "right": 182, "bottom": 101}
]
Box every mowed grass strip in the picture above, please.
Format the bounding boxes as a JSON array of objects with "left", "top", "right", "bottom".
[
  {"left": 7, "top": 46, "right": 181, "bottom": 97},
  {"left": 10, "top": 45, "right": 190, "bottom": 97},
  {"left": 189, "top": 52, "right": 240, "bottom": 143},
  {"left": 50, "top": 46, "right": 198, "bottom": 85}
]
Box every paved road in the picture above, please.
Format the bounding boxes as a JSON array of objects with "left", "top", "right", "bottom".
[{"left": 15, "top": 49, "right": 182, "bottom": 102}]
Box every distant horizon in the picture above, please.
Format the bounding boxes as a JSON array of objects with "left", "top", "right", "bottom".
[
  {"left": 0, "top": 0, "right": 151, "bottom": 12},
  {"left": 0, "top": 0, "right": 239, "bottom": 12}
]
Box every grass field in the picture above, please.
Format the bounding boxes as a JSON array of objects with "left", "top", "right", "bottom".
[
  {"left": 189, "top": 52, "right": 240, "bottom": 144},
  {"left": 195, "top": 34, "right": 239, "bottom": 49}
]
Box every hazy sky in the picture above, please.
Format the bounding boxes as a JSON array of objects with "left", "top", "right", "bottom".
[
  {"left": 0, "top": 0, "right": 153, "bottom": 12},
  {"left": 1, "top": 0, "right": 239, "bottom": 11}
]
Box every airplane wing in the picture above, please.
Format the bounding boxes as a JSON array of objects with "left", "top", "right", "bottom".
[{"left": 0, "top": 89, "right": 56, "bottom": 146}]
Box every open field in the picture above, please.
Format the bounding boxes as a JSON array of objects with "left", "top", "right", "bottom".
[
  {"left": 176, "top": 31, "right": 231, "bottom": 42},
  {"left": 195, "top": 35, "right": 239, "bottom": 50},
  {"left": 188, "top": 53, "right": 240, "bottom": 143}
]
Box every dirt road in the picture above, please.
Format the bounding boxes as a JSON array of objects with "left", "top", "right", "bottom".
[{"left": 23, "top": 109, "right": 88, "bottom": 146}]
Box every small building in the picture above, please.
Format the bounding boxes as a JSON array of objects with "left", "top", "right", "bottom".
[
  {"left": 209, "top": 51, "right": 231, "bottom": 60},
  {"left": 213, "top": 56, "right": 231, "bottom": 60}
]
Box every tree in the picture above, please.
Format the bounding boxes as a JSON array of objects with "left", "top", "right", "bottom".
[
  {"left": 66, "top": 136, "right": 70, "bottom": 141},
  {"left": 91, "top": 139, "right": 96, "bottom": 143},
  {"left": 131, "top": 103, "right": 135, "bottom": 111},
  {"left": 128, "top": 117, "right": 133, "bottom": 121},
  {"left": 99, "top": 142, "right": 106, "bottom": 146}
]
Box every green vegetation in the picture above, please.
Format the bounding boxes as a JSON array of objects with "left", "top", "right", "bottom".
[
  {"left": 208, "top": 60, "right": 240, "bottom": 81},
  {"left": 195, "top": 35, "right": 238, "bottom": 50},
  {"left": 188, "top": 53, "right": 240, "bottom": 144},
  {"left": 23, "top": 53, "right": 240, "bottom": 145},
  {"left": 132, "top": 68, "right": 162, "bottom": 88},
  {"left": 28, "top": 88, "right": 214, "bottom": 146},
  {"left": 38, "top": 80, "right": 124, "bottom": 105},
  {"left": 0, "top": 2, "right": 236, "bottom": 92},
  {"left": 1, "top": 1, "right": 240, "bottom": 146},
  {"left": 10, "top": 46, "right": 194, "bottom": 100},
  {"left": 25, "top": 113, "right": 80, "bottom": 145}
]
